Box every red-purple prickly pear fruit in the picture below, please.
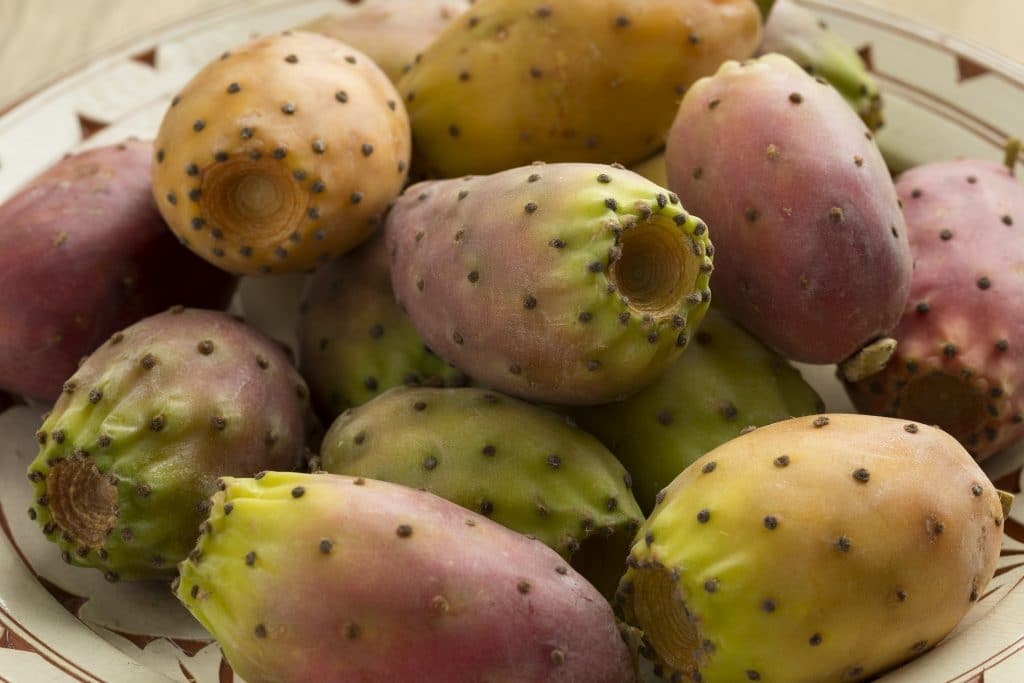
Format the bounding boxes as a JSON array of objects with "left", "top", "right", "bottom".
[
  {"left": 0, "top": 140, "right": 236, "bottom": 401},
  {"left": 299, "top": 0, "right": 471, "bottom": 83},
  {"left": 152, "top": 32, "right": 411, "bottom": 275},
  {"left": 845, "top": 159, "right": 1024, "bottom": 461},
  {"left": 297, "top": 233, "right": 469, "bottom": 423},
  {"left": 666, "top": 53, "right": 910, "bottom": 364},
  {"left": 385, "top": 162, "right": 713, "bottom": 405},
  {"left": 26, "top": 308, "right": 310, "bottom": 581},
  {"left": 398, "top": 0, "right": 762, "bottom": 178},
  {"left": 175, "top": 472, "right": 638, "bottom": 683}
]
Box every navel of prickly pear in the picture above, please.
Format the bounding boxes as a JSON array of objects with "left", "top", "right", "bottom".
[
  {"left": 760, "top": 0, "right": 883, "bottom": 130},
  {"left": 26, "top": 308, "right": 309, "bottom": 581},
  {"left": 385, "top": 162, "right": 713, "bottom": 405},
  {"left": 398, "top": 0, "right": 762, "bottom": 177},
  {"left": 0, "top": 140, "right": 236, "bottom": 401},
  {"left": 318, "top": 386, "right": 642, "bottom": 597},
  {"left": 618, "top": 414, "right": 1006, "bottom": 683},
  {"left": 845, "top": 159, "right": 1024, "bottom": 461},
  {"left": 176, "top": 472, "right": 637, "bottom": 683},
  {"left": 569, "top": 307, "right": 823, "bottom": 513},
  {"left": 666, "top": 53, "right": 910, "bottom": 364},
  {"left": 297, "top": 233, "right": 469, "bottom": 424},
  {"left": 298, "top": 0, "right": 471, "bottom": 83},
  {"left": 152, "top": 32, "right": 410, "bottom": 275}
]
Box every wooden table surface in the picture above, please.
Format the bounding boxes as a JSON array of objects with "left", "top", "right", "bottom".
[{"left": 0, "top": 0, "right": 1021, "bottom": 110}]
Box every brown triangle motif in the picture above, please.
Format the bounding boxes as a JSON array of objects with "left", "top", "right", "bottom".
[
  {"left": 77, "top": 113, "right": 109, "bottom": 141},
  {"left": 131, "top": 47, "right": 158, "bottom": 68},
  {"left": 0, "top": 619, "right": 42, "bottom": 653},
  {"left": 993, "top": 466, "right": 1022, "bottom": 494},
  {"left": 856, "top": 45, "right": 874, "bottom": 72},
  {"left": 966, "top": 673, "right": 984, "bottom": 683},
  {"left": 220, "top": 656, "right": 235, "bottom": 682},
  {"left": 957, "top": 55, "right": 991, "bottom": 82}
]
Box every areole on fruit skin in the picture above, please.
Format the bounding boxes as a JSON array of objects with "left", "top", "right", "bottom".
[
  {"left": 618, "top": 414, "right": 1007, "bottom": 683},
  {"left": 385, "top": 162, "right": 714, "bottom": 406},
  {"left": 25, "top": 308, "right": 309, "bottom": 581}
]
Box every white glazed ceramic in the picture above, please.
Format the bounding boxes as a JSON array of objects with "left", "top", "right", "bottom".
[{"left": 0, "top": 1, "right": 1022, "bottom": 681}]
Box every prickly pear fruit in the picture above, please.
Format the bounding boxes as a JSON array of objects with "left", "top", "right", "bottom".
[
  {"left": 0, "top": 140, "right": 236, "bottom": 401},
  {"left": 299, "top": 0, "right": 471, "bottom": 83},
  {"left": 398, "top": 0, "right": 762, "bottom": 177},
  {"left": 630, "top": 151, "right": 668, "bottom": 188},
  {"left": 569, "top": 308, "right": 823, "bottom": 513},
  {"left": 618, "top": 414, "right": 1006, "bottom": 683},
  {"left": 26, "top": 308, "right": 309, "bottom": 581},
  {"left": 318, "top": 386, "right": 642, "bottom": 597},
  {"left": 297, "top": 234, "right": 469, "bottom": 423},
  {"left": 152, "top": 32, "right": 411, "bottom": 275},
  {"left": 666, "top": 54, "right": 910, "bottom": 364},
  {"left": 176, "top": 472, "right": 638, "bottom": 683},
  {"left": 760, "top": 0, "right": 884, "bottom": 130},
  {"left": 386, "top": 162, "right": 713, "bottom": 405},
  {"left": 845, "top": 160, "right": 1024, "bottom": 461}
]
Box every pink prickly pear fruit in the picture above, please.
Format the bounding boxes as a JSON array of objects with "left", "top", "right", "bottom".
[
  {"left": 398, "top": 0, "right": 762, "bottom": 178},
  {"left": 152, "top": 32, "right": 411, "bottom": 276},
  {"left": 666, "top": 53, "right": 910, "bottom": 364},
  {"left": 845, "top": 159, "right": 1024, "bottom": 461},
  {"left": 385, "top": 162, "right": 713, "bottom": 405},
  {"left": 175, "top": 472, "right": 637, "bottom": 683},
  {"left": 0, "top": 140, "right": 236, "bottom": 401},
  {"left": 298, "top": 0, "right": 472, "bottom": 83}
]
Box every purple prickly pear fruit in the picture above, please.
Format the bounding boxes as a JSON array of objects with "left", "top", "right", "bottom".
[
  {"left": 568, "top": 307, "right": 823, "bottom": 513},
  {"left": 152, "top": 32, "right": 411, "bottom": 276},
  {"left": 760, "top": 0, "right": 883, "bottom": 130},
  {"left": 297, "top": 233, "right": 469, "bottom": 422},
  {"left": 175, "top": 472, "right": 638, "bottom": 683},
  {"left": 845, "top": 159, "right": 1024, "bottom": 461},
  {"left": 618, "top": 414, "right": 1006, "bottom": 683},
  {"left": 0, "top": 140, "right": 236, "bottom": 401},
  {"left": 398, "top": 0, "right": 762, "bottom": 178},
  {"left": 26, "top": 308, "right": 309, "bottom": 581},
  {"left": 318, "top": 386, "right": 643, "bottom": 597},
  {"left": 299, "top": 0, "right": 471, "bottom": 83},
  {"left": 666, "top": 53, "right": 910, "bottom": 364},
  {"left": 385, "top": 162, "right": 713, "bottom": 405}
]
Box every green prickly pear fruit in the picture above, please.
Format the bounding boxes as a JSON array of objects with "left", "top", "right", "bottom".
[
  {"left": 569, "top": 308, "right": 823, "bottom": 513},
  {"left": 152, "top": 32, "right": 411, "bottom": 275},
  {"left": 297, "top": 233, "right": 469, "bottom": 423},
  {"left": 26, "top": 308, "right": 309, "bottom": 581},
  {"left": 299, "top": 0, "right": 471, "bottom": 83},
  {"left": 618, "top": 414, "right": 1006, "bottom": 683},
  {"left": 760, "top": 0, "right": 884, "bottom": 130},
  {"left": 398, "top": 0, "right": 762, "bottom": 177},
  {"left": 385, "top": 162, "right": 713, "bottom": 405},
  {"left": 318, "top": 386, "right": 642, "bottom": 597},
  {"left": 176, "top": 472, "right": 638, "bottom": 683}
]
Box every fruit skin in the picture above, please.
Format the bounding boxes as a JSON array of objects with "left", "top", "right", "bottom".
[
  {"left": 760, "top": 0, "right": 883, "bottom": 130},
  {"left": 298, "top": 0, "right": 471, "bottom": 83},
  {"left": 629, "top": 151, "right": 668, "bottom": 188},
  {"left": 617, "top": 414, "right": 1005, "bottom": 683},
  {"left": 398, "top": 0, "right": 761, "bottom": 178},
  {"left": 666, "top": 54, "right": 910, "bottom": 364},
  {"left": 385, "top": 162, "right": 713, "bottom": 406},
  {"left": 0, "top": 140, "right": 236, "bottom": 401},
  {"left": 568, "top": 307, "right": 823, "bottom": 513},
  {"left": 26, "top": 308, "right": 309, "bottom": 581},
  {"left": 318, "top": 386, "right": 643, "bottom": 597},
  {"left": 176, "top": 471, "right": 638, "bottom": 683},
  {"left": 152, "top": 31, "right": 411, "bottom": 276},
  {"left": 845, "top": 160, "right": 1024, "bottom": 461},
  {"left": 297, "top": 233, "right": 469, "bottom": 424}
]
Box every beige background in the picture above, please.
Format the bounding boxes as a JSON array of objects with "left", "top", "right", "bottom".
[{"left": 0, "top": 0, "right": 1022, "bottom": 110}]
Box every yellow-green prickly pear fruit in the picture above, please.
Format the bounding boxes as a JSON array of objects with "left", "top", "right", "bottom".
[
  {"left": 152, "top": 32, "right": 411, "bottom": 275},
  {"left": 618, "top": 414, "right": 1006, "bottom": 682},
  {"left": 569, "top": 308, "right": 823, "bottom": 513},
  {"left": 398, "top": 0, "right": 762, "bottom": 177}
]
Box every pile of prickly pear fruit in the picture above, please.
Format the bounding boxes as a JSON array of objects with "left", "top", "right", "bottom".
[{"left": 1, "top": 0, "right": 1022, "bottom": 681}]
